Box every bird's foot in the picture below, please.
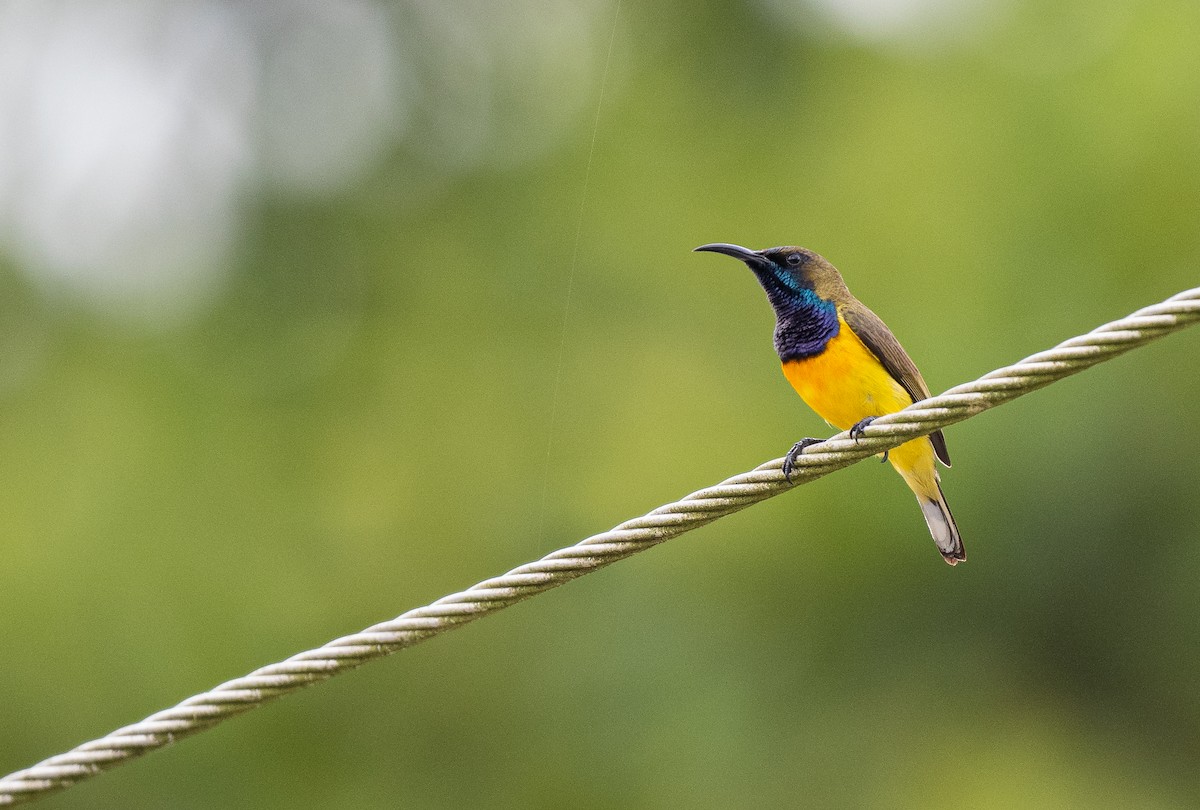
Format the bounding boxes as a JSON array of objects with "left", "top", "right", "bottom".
[
  {"left": 782, "top": 438, "right": 822, "bottom": 483},
  {"left": 849, "top": 416, "right": 876, "bottom": 443},
  {"left": 848, "top": 416, "right": 889, "bottom": 463}
]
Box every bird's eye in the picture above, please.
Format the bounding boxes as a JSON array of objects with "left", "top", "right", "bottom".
[{"left": 786, "top": 252, "right": 803, "bottom": 267}]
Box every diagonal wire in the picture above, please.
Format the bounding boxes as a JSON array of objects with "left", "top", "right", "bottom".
[{"left": 1, "top": 286, "right": 1198, "bottom": 806}]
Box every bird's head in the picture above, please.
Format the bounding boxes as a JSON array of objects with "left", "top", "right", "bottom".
[{"left": 693, "top": 243, "right": 849, "bottom": 310}]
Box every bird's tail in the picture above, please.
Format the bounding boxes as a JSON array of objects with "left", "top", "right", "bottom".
[{"left": 918, "top": 482, "right": 965, "bottom": 565}]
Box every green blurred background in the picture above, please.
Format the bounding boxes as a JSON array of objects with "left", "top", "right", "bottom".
[{"left": 1, "top": 0, "right": 1199, "bottom": 807}]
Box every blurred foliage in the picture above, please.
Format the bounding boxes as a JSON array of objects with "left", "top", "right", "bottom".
[{"left": 2, "top": 1, "right": 1199, "bottom": 808}]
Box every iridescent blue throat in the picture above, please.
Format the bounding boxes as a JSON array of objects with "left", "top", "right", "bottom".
[{"left": 755, "top": 268, "right": 840, "bottom": 361}]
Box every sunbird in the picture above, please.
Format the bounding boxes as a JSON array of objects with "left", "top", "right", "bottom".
[{"left": 695, "top": 243, "right": 964, "bottom": 565}]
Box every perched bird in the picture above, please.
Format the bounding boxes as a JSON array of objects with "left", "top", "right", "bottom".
[{"left": 694, "top": 243, "right": 964, "bottom": 565}]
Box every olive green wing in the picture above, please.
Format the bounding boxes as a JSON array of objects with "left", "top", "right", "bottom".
[{"left": 842, "top": 301, "right": 952, "bottom": 467}]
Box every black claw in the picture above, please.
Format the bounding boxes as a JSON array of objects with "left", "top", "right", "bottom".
[
  {"left": 849, "top": 416, "right": 877, "bottom": 443},
  {"left": 782, "top": 438, "right": 822, "bottom": 483},
  {"left": 881, "top": 449, "right": 889, "bottom": 464}
]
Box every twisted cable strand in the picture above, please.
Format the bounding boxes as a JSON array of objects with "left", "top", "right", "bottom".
[{"left": 2, "top": 287, "right": 1197, "bottom": 805}]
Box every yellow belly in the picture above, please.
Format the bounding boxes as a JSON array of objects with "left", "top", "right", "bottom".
[
  {"left": 781, "top": 316, "right": 938, "bottom": 496},
  {"left": 780, "top": 317, "right": 913, "bottom": 431}
]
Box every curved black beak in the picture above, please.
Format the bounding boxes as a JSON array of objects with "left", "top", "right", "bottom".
[{"left": 694, "top": 242, "right": 766, "bottom": 269}]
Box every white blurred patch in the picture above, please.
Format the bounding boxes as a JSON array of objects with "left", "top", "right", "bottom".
[
  {"left": 0, "top": 1, "right": 610, "bottom": 323},
  {"left": 0, "top": 0, "right": 401, "bottom": 321},
  {"left": 758, "top": 0, "right": 1001, "bottom": 49},
  {"left": 247, "top": 0, "right": 406, "bottom": 192},
  {"left": 0, "top": 1, "right": 259, "bottom": 319}
]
